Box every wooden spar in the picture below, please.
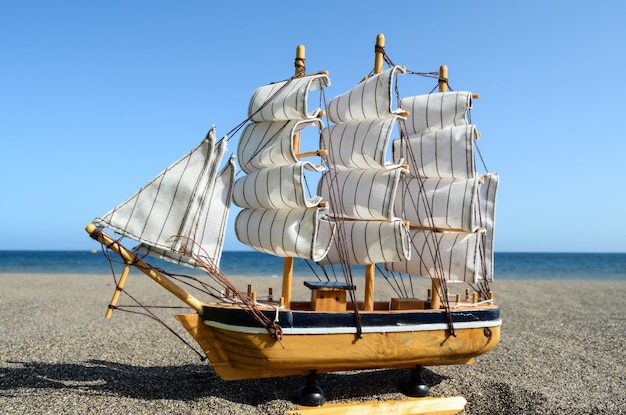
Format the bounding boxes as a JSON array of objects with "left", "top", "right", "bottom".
[
  {"left": 281, "top": 44, "right": 306, "bottom": 309},
  {"left": 362, "top": 34, "right": 386, "bottom": 312},
  {"left": 105, "top": 262, "right": 131, "bottom": 318},
  {"left": 85, "top": 223, "right": 204, "bottom": 313},
  {"left": 296, "top": 149, "right": 328, "bottom": 158}
]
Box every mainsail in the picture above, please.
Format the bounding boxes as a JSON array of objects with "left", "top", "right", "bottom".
[
  {"left": 93, "top": 126, "right": 236, "bottom": 268},
  {"left": 233, "top": 73, "right": 335, "bottom": 261},
  {"left": 387, "top": 91, "right": 498, "bottom": 283},
  {"left": 318, "top": 66, "right": 411, "bottom": 265}
]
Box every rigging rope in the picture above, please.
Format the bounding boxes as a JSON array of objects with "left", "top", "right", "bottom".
[
  {"left": 396, "top": 114, "right": 457, "bottom": 336},
  {"left": 176, "top": 236, "right": 284, "bottom": 342},
  {"left": 376, "top": 44, "right": 458, "bottom": 335},
  {"left": 101, "top": 246, "right": 207, "bottom": 361},
  {"left": 319, "top": 127, "right": 364, "bottom": 338}
]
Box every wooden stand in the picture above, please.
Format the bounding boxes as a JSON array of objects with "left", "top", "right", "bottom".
[{"left": 287, "top": 396, "right": 467, "bottom": 414}]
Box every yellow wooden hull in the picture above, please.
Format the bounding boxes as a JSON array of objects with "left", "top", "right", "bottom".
[{"left": 176, "top": 311, "right": 500, "bottom": 380}]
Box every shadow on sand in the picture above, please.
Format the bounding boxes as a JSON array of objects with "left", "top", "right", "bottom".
[{"left": 0, "top": 360, "right": 447, "bottom": 405}]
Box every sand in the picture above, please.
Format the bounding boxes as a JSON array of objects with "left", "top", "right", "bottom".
[{"left": 0, "top": 272, "right": 624, "bottom": 414}]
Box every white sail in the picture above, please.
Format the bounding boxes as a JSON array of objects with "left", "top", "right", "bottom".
[
  {"left": 320, "top": 67, "right": 411, "bottom": 265},
  {"left": 318, "top": 219, "right": 410, "bottom": 265},
  {"left": 387, "top": 91, "right": 498, "bottom": 282},
  {"left": 396, "top": 176, "right": 481, "bottom": 231},
  {"left": 392, "top": 125, "right": 477, "bottom": 179},
  {"left": 238, "top": 119, "right": 322, "bottom": 174},
  {"left": 249, "top": 74, "right": 330, "bottom": 122},
  {"left": 327, "top": 66, "right": 406, "bottom": 122},
  {"left": 234, "top": 73, "right": 334, "bottom": 261},
  {"left": 94, "top": 126, "right": 235, "bottom": 268},
  {"left": 235, "top": 207, "right": 334, "bottom": 261},
  {"left": 386, "top": 229, "right": 483, "bottom": 283},
  {"left": 323, "top": 117, "right": 401, "bottom": 170},
  {"left": 400, "top": 91, "right": 473, "bottom": 135},
  {"left": 477, "top": 172, "right": 499, "bottom": 281},
  {"left": 319, "top": 167, "right": 406, "bottom": 221},
  {"left": 233, "top": 163, "right": 324, "bottom": 210}
]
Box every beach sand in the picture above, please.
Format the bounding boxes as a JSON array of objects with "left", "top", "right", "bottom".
[{"left": 1, "top": 273, "right": 624, "bottom": 414}]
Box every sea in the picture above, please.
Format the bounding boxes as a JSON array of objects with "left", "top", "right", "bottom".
[{"left": 0, "top": 251, "right": 624, "bottom": 280}]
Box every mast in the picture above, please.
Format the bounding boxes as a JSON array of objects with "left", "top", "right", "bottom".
[
  {"left": 438, "top": 64, "right": 448, "bottom": 93},
  {"left": 362, "top": 34, "right": 386, "bottom": 312},
  {"left": 374, "top": 33, "right": 385, "bottom": 73},
  {"left": 427, "top": 64, "right": 449, "bottom": 311},
  {"left": 281, "top": 44, "right": 306, "bottom": 309}
]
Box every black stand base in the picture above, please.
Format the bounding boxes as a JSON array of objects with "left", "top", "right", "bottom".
[
  {"left": 297, "top": 371, "right": 325, "bottom": 407},
  {"left": 403, "top": 365, "right": 430, "bottom": 397}
]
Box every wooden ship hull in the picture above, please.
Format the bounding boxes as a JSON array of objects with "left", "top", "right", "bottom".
[
  {"left": 89, "top": 221, "right": 501, "bottom": 382},
  {"left": 177, "top": 300, "right": 501, "bottom": 380}
]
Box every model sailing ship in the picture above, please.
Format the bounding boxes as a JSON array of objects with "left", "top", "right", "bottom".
[{"left": 86, "top": 34, "right": 500, "bottom": 406}]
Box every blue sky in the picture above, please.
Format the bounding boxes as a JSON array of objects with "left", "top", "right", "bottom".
[{"left": 2, "top": 1, "right": 625, "bottom": 252}]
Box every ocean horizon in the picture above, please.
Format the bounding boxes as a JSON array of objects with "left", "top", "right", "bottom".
[{"left": 0, "top": 250, "right": 624, "bottom": 281}]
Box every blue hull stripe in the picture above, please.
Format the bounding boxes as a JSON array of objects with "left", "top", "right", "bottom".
[{"left": 201, "top": 305, "right": 500, "bottom": 330}]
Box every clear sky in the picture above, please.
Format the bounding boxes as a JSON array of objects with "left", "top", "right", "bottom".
[{"left": 2, "top": 1, "right": 625, "bottom": 252}]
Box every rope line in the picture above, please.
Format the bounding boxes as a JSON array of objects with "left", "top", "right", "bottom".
[{"left": 101, "top": 248, "right": 207, "bottom": 361}]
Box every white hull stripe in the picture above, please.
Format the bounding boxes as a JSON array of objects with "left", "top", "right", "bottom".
[{"left": 204, "top": 318, "right": 502, "bottom": 335}]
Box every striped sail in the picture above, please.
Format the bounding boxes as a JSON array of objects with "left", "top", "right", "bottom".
[
  {"left": 94, "top": 126, "right": 236, "bottom": 269},
  {"left": 387, "top": 92, "right": 498, "bottom": 282},
  {"left": 318, "top": 66, "right": 411, "bottom": 265},
  {"left": 234, "top": 74, "right": 334, "bottom": 261}
]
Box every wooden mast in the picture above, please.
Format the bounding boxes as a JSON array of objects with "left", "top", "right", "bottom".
[
  {"left": 428, "top": 64, "right": 449, "bottom": 311},
  {"left": 281, "top": 45, "right": 306, "bottom": 309},
  {"left": 438, "top": 64, "right": 448, "bottom": 92},
  {"left": 363, "top": 34, "right": 386, "bottom": 312},
  {"left": 374, "top": 33, "right": 385, "bottom": 73}
]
